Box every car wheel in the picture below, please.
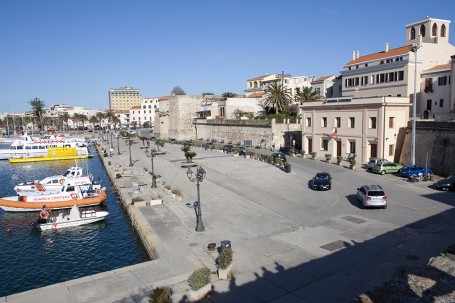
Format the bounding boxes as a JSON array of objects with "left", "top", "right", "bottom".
[
  {"left": 328, "top": 185, "right": 331, "bottom": 190},
  {"left": 381, "top": 170, "right": 385, "bottom": 175}
]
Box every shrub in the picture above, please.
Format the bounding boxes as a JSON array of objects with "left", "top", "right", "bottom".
[
  {"left": 132, "top": 196, "right": 144, "bottom": 202},
  {"left": 350, "top": 159, "right": 356, "bottom": 167},
  {"left": 150, "top": 286, "right": 172, "bottom": 303},
  {"left": 216, "top": 248, "right": 233, "bottom": 269},
  {"left": 171, "top": 189, "right": 182, "bottom": 196},
  {"left": 164, "top": 184, "right": 171, "bottom": 190},
  {"left": 311, "top": 152, "right": 317, "bottom": 159},
  {"left": 337, "top": 156, "right": 343, "bottom": 163},
  {"left": 325, "top": 154, "right": 332, "bottom": 159},
  {"left": 188, "top": 267, "right": 211, "bottom": 291}
]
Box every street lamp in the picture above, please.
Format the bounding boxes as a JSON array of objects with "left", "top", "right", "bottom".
[
  {"left": 125, "top": 138, "right": 133, "bottom": 166},
  {"left": 145, "top": 147, "right": 157, "bottom": 188},
  {"left": 116, "top": 132, "right": 121, "bottom": 155},
  {"left": 110, "top": 131, "right": 114, "bottom": 149},
  {"left": 186, "top": 166, "right": 206, "bottom": 232},
  {"left": 410, "top": 42, "right": 421, "bottom": 166}
]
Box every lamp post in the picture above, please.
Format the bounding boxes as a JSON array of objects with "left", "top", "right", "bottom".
[
  {"left": 125, "top": 138, "right": 133, "bottom": 166},
  {"left": 410, "top": 42, "right": 421, "bottom": 166},
  {"left": 187, "top": 166, "right": 206, "bottom": 232},
  {"left": 116, "top": 132, "right": 121, "bottom": 155},
  {"left": 110, "top": 131, "right": 114, "bottom": 149},
  {"left": 145, "top": 147, "right": 157, "bottom": 188}
]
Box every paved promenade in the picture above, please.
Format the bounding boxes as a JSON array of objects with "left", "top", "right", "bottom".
[{"left": 3, "top": 139, "right": 455, "bottom": 303}]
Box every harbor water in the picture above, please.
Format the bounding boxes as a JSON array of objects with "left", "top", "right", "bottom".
[{"left": 0, "top": 146, "right": 149, "bottom": 297}]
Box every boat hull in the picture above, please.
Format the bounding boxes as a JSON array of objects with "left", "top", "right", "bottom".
[
  {"left": 0, "top": 190, "right": 106, "bottom": 212},
  {"left": 37, "top": 211, "right": 109, "bottom": 231},
  {"left": 10, "top": 154, "right": 89, "bottom": 163}
]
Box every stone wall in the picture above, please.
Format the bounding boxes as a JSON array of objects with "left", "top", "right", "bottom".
[{"left": 399, "top": 121, "right": 455, "bottom": 176}]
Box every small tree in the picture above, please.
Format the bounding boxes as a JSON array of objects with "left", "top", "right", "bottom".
[
  {"left": 216, "top": 249, "right": 233, "bottom": 269},
  {"left": 150, "top": 286, "right": 172, "bottom": 303},
  {"left": 171, "top": 86, "right": 186, "bottom": 95},
  {"left": 187, "top": 267, "right": 210, "bottom": 291},
  {"left": 181, "top": 145, "right": 196, "bottom": 163}
]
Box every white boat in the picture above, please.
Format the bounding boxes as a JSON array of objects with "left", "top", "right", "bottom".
[
  {"left": 14, "top": 166, "right": 101, "bottom": 196},
  {"left": 36, "top": 205, "right": 109, "bottom": 231},
  {"left": 0, "top": 133, "right": 89, "bottom": 160}
]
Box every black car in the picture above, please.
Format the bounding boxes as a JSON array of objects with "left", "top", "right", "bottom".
[
  {"left": 433, "top": 175, "right": 455, "bottom": 191},
  {"left": 312, "top": 172, "right": 332, "bottom": 190},
  {"left": 271, "top": 152, "right": 286, "bottom": 161},
  {"left": 279, "top": 146, "right": 295, "bottom": 156}
]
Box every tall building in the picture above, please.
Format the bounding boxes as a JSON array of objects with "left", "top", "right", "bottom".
[{"left": 108, "top": 86, "right": 142, "bottom": 111}]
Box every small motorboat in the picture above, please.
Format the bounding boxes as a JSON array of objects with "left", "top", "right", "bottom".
[
  {"left": 14, "top": 166, "right": 101, "bottom": 197},
  {"left": 36, "top": 205, "right": 109, "bottom": 231}
]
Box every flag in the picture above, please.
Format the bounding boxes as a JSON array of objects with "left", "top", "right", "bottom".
[{"left": 331, "top": 127, "right": 337, "bottom": 137}]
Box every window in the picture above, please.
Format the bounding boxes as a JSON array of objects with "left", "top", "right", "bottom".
[
  {"left": 389, "top": 144, "right": 394, "bottom": 156},
  {"left": 369, "top": 117, "right": 377, "bottom": 129},
  {"left": 441, "top": 24, "right": 446, "bottom": 37},
  {"left": 335, "top": 117, "right": 341, "bottom": 127},
  {"left": 424, "top": 78, "right": 433, "bottom": 92},
  {"left": 306, "top": 117, "right": 312, "bottom": 127},
  {"left": 440, "top": 99, "right": 444, "bottom": 107},
  {"left": 321, "top": 117, "right": 327, "bottom": 128},
  {"left": 349, "top": 117, "right": 355, "bottom": 128},
  {"left": 389, "top": 117, "right": 395, "bottom": 128},
  {"left": 315, "top": 88, "right": 321, "bottom": 95},
  {"left": 398, "top": 71, "right": 404, "bottom": 81},
  {"left": 411, "top": 27, "right": 416, "bottom": 40},
  {"left": 349, "top": 141, "right": 356, "bottom": 154},
  {"left": 420, "top": 24, "right": 426, "bottom": 37},
  {"left": 438, "top": 76, "right": 448, "bottom": 86},
  {"left": 432, "top": 23, "right": 438, "bottom": 36},
  {"left": 321, "top": 139, "right": 328, "bottom": 151}
]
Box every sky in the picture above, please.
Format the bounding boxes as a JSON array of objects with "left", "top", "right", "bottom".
[{"left": 1, "top": 0, "right": 455, "bottom": 113}]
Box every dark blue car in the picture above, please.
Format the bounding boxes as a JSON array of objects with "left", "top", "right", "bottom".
[{"left": 399, "top": 165, "right": 432, "bottom": 178}]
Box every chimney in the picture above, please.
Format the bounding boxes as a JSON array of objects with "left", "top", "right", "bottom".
[
  {"left": 385, "top": 43, "right": 389, "bottom": 52},
  {"left": 352, "top": 51, "right": 356, "bottom": 61},
  {"left": 356, "top": 51, "right": 360, "bottom": 59}
]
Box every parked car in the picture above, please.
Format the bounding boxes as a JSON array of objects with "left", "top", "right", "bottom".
[
  {"left": 433, "top": 175, "right": 455, "bottom": 191},
  {"left": 312, "top": 172, "right": 332, "bottom": 190},
  {"left": 357, "top": 185, "right": 387, "bottom": 209},
  {"left": 399, "top": 165, "right": 433, "bottom": 178},
  {"left": 367, "top": 158, "right": 389, "bottom": 171},
  {"left": 372, "top": 162, "right": 403, "bottom": 175},
  {"left": 271, "top": 152, "right": 286, "bottom": 161},
  {"left": 279, "top": 146, "right": 295, "bottom": 156}
]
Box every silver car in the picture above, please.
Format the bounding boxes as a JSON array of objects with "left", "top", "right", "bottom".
[
  {"left": 367, "top": 158, "right": 389, "bottom": 171},
  {"left": 357, "top": 185, "right": 387, "bottom": 209}
]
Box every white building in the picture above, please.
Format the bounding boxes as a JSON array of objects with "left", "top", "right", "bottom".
[
  {"left": 129, "top": 106, "right": 141, "bottom": 129},
  {"left": 245, "top": 74, "right": 314, "bottom": 99},
  {"left": 420, "top": 63, "right": 452, "bottom": 120},
  {"left": 141, "top": 98, "right": 159, "bottom": 128}
]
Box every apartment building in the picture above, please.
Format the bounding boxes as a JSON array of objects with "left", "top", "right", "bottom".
[
  {"left": 129, "top": 105, "right": 141, "bottom": 129},
  {"left": 420, "top": 63, "right": 452, "bottom": 120},
  {"left": 302, "top": 17, "right": 455, "bottom": 163},
  {"left": 141, "top": 98, "right": 159, "bottom": 128},
  {"left": 245, "top": 74, "right": 314, "bottom": 99},
  {"left": 109, "top": 85, "right": 142, "bottom": 111},
  {"left": 310, "top": 76, "right": 342, "bottom": 98}
]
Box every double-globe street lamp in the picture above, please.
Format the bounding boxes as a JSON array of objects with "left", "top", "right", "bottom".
[
  {"left": 145, "top": 147, "right": 157, "bottom": 188},
  {"left": 186, "top": 166, "right": 206, "bottom": 232},
  {"left": 116, "top": 132, "right": 121, "bottom": 155},
  {"left": 410, "top": 42, "right": 421, "bottom": 166}
]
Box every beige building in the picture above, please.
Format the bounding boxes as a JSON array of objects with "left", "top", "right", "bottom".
[
  {"left": 342, "top": 17, "right": 455, "bottom": 104},
  {"left": 420, "top": 63, "right": 452, "bottom": 120},
  {"left": 301, "top": 97, "right": 410, "bottom": 163},
  {"left": 108, "top": 86, "right": 142, "bottom": 111}
]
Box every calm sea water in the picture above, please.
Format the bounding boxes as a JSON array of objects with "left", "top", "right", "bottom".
[{"left": 0, "top": 145, "right": 149, "bottom": 297}]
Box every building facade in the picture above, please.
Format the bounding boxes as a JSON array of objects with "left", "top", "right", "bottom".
[
  {"left": 108, "top": 86, "right": 142, "bottom": 111},
  {"left": 301, "top": 97, "right": 410, "bottom": 163},
  {"left": 420, "top": 63, "right": 452, "bottom": 120},
  {"left": 245, "top": 74, "right": 314, "bottom": 99},
  {"left": 141, "top": 98, "right": 159, "bottom": 128}
]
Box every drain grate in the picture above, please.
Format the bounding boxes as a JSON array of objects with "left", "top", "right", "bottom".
[
  {"left": 320, "top": 240, "right": 352, "bottom": 251},
  {"left": 342, "top": 216, "right": 367, "bottom": 224},
  {"left": 189, "top": 243, "right": 199, "bottom": 247}
]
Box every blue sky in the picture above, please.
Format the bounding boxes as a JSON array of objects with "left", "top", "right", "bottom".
[{"left": 1, "top": 0, "right": 454, "bottom": 113}]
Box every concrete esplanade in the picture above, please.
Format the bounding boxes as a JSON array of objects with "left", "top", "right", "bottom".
[{"left": 3, "top": 136, "right": 455, "bottom": 303}]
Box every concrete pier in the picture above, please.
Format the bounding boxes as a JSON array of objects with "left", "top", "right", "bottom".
[{"left": 3, "top": 138, "right": 455, "bottom": 302}]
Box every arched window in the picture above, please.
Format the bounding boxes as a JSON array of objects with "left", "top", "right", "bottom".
[
  {"left": 253, "top": 81, "right": 258, "bottom": 88},
  {"left": 420, "top": 24, "right": 426, "bottom": 37},
  {"left": 441, "top": 24, "right": 446, "bottom": 37},
  {"left": 432, "top": 23, "right": 438, "bottom": 36},
  {"left": 410, "top": 27, "right": 416, "bottom": 40}
]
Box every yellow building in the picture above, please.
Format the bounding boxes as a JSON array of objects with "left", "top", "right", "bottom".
[{"left": 108, "top": 86, "right": 142, "bottom": 111}]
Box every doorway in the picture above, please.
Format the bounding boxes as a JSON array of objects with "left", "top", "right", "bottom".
[
  {"left": 307, "top": 138, "right": 313, "bottom": 153},
  {"left": 370, "top": 143, "right": 377, "bottom": 158},
  {"left": 336, "top": 140, "right": 341, "bottom": 157}
]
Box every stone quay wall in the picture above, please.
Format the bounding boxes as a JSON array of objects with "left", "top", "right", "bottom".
[{"left": 399, "top": 121, "right": 455, "bottom": 176}]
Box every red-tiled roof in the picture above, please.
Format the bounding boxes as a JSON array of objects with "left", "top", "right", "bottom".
[
  {"left": 312, "top": 75, "right": 333, "bottom": 82},
  {"left": 130, "top": 106, "right": 141, "bottom": 109},
  {"left": 247, "top": 75, "right": 270, "bottom": 81},
  {"left": 425, "top": 63, "right": 451, "bottom": 71},
  {"left": 247, "top": 92, "right": 264, "bottom": 98},
  {"left": 345, "top": 45, "right": 410, "bottom": 65}
]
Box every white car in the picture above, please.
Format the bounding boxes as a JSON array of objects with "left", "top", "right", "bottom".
[{"left": 357, "top": 185, "right": 387, "bottom": 209}]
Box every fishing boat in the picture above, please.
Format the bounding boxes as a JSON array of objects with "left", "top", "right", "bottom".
[
  {"left": 14, "top": 166, "right": 101, "bottom": 196},
  {"left": 0, "top": 183, "right": 106, "bottom": 212},
  {"left": 9, "top": 147, "right": 91, "bottom": 163},
  {"left": 36, "top": 205, "right": 109, "bottom": 231},
  {"left": 0, "top": 132, "right": 89, "bottom": 160}
]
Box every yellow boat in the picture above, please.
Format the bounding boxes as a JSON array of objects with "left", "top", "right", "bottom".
[{"left": 9, "top": 147, "right": 90, "bottom": 163}]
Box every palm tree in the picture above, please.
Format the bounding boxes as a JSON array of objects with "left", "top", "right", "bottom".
[
  {"left": 111, "top": 115, "right": 121, "bottom": 130},
  {"left": 262, "top": 83, "right": 292, "bottom": 114},
  {"left": 105, "top": 111, "right": 116, "bottom": 130},
  {"left": 61, "top": 112, "right": 70, "bottom": 131},
  {"left": 89, "top": 116, "right": 98, "bottom": 130},
  {"left": 96, "top": 112, "right": 106, "bottom": 129},
  {"left": 295, "top": 87, "right": 321, "bottom": 104},
  {"left": 222, "top": 92, "right": 238, "bottom": 98}
]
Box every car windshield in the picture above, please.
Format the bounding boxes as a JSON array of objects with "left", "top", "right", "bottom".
[
  {"left": 315, "top": 174, "right": 329, "bottom": 180},
  {"left": 368, "top": 190, "right": 385, "bottom": 196},
  {"left": 447, "top": 175, "right": 455, "bottom": 180}
]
